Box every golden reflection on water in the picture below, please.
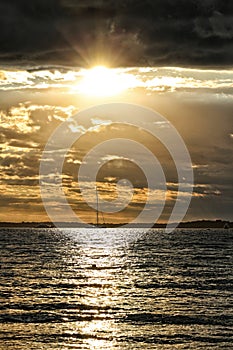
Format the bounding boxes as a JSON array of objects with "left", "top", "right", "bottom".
[{"left": 81, "top": 320, "right": 116, "bottom": 350}]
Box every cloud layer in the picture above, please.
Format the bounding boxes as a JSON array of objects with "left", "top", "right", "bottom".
[
  {"left": 0, "top": 94, "right": 232, "bottom": 222},
  {"left": 0, "top": 0, "right": 233, "bottom": 67}
]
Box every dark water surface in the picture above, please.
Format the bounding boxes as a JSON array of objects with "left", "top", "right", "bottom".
[{"left": 0, "top": 228, "right": 232, "bottom": 349}]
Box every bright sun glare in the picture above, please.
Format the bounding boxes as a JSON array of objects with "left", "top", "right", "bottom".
[{"left": 76, "top": 65, "right": 137, "bottom": 97}]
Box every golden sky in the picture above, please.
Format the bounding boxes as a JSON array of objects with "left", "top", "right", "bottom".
[{"left": 0, "top": 65, "right": 232, "bottom": 223}]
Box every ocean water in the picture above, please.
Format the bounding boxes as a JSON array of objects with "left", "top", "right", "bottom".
[{"left": 0, "top": 228, "right": 232, "bottom": 349}]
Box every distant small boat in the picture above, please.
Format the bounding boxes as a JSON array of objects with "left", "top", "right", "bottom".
[{"left": 223, "top": 222, "right": 230, "bottom": 229}]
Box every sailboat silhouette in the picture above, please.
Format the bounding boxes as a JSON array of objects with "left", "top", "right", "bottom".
[
  {"left": 96, "top": 185, "right": 106, "bottom": 227},
  {"left": 96, "top": 186, "right": 99, "bottom": 227}
]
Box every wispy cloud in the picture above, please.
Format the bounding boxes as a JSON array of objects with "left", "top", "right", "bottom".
[{"left": 1, "top": 67, "right": 233, "bottom": 99}]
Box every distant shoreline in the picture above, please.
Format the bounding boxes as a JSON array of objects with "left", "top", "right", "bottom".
[{"left": 0, "top": 220, "right": 232, "bottom": 229}]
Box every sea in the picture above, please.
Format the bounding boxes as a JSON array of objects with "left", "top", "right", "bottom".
[{"left": 0, "top": 228, "right": 232, "bottom": 349}]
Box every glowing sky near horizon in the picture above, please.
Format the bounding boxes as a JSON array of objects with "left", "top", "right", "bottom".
[{"left": 0, "top": 65, "right": 232, "bottom": 223}]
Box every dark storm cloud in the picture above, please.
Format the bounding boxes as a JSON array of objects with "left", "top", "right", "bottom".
[{"left": 0, "top": 0, "right": 232, "bottom": 67}]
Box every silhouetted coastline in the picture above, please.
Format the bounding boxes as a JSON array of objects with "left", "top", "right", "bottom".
[{"left": 0, "top": 220, "right": 232, "bottom": 229}]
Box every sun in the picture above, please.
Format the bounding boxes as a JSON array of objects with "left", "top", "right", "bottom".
[{"left": 76, "top": 65, "right": 137, "bottom": 97}]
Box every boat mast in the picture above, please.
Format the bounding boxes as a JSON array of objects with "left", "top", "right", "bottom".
[{"left": 96, "top": 185, "right": 99, "bottom": 227}]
